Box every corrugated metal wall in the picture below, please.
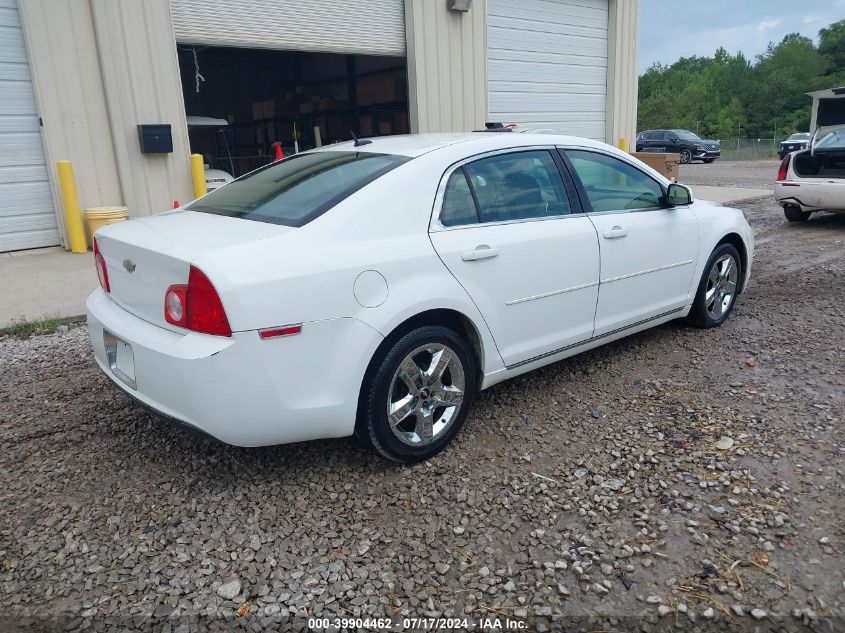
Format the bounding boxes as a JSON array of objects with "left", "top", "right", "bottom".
[
  {"left": 18, "top": 0, "right": 193, "bottom": 244},
  {"left": 605, "top": 0, "right": 638, "bottom": 147},
  {"left": 171, "top": 0, "right": 406, "bottom": 56},
  {"left": 0, "top": 0, "right": 58, "bottom": 251},
  {"left": 404, "top": 0, "right": 487, "bottom": 133}
]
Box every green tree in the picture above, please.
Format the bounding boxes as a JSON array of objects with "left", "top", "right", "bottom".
[{"left": 637, "top": 21, "right": 841, "bottom": 140}]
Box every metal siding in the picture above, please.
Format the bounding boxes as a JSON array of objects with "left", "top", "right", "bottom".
[
  {"left": 0, "top": 0, "right": 58, "bottom": 252},
  {"left": 605, "top": 0, "right": 638, "bottom": 146},
  {"left": 404, "top": 0, "right": 487, "bottom": 133},
  {"left": 487, "top": 0, "right": 608, "bottom": 140},
  {"left": 171, "top": 0, "right": 406, "bottom": 55}
]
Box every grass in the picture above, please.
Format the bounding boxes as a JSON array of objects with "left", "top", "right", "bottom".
[{"left": 1, "top": 315, "right": 83, "bottom": 339}]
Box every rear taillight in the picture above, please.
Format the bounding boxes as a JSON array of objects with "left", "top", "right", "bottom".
[
  {"left": 93, "top": 237, "right": 110, "bottom": 293},
  {"left": 164, "top": 265, "right": 231, "bottom": 336},
  {"left": 777, "top": 154, "right": 790, "bottom": 181}
]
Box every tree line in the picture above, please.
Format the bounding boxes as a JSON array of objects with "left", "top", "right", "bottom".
[{"left": 638, "top": 19, "right": 845, "bottom": 140}]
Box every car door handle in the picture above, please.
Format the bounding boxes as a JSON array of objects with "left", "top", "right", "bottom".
[
  {"left": 461, "top": 246, "right": 499, "bottom": 261},
  {"left": 603, "top": 226, "right": 628, "bottom": 239}
]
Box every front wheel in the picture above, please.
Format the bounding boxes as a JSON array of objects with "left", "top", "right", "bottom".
[
  {"left": 358, "top": 325, "right": 477, "bottom": 463},
  {"left": 679, "top": 148, "right": 693, "bottom": 164},
  {"left": 688, "top": 244, "right": 742, "bottom": 328}
]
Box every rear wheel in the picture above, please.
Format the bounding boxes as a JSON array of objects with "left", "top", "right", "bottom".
[
  {"left": 688, "top": 243, "right": 742, "bottom": 328},
  {"left": 784, "top": 206, "right": 811, "bottom": 222},
  {"left": 679, "top": 147, "right": 693, "bottom": 164},
  {"left": 358, "top": 325, "right": 477, "bottom": 463}
]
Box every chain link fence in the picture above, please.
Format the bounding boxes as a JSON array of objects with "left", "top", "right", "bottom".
[{"left": 717, "top": 139, "right": 780, "bottom": 161}]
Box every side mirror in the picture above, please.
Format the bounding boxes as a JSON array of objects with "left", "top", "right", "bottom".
[{"left": 667, "top": 183, "right": 692, "bottom": 206}]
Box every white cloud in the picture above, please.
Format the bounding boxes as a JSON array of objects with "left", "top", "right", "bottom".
[{"left": 757, "top": 18, "right": 782, "bottom": 31}]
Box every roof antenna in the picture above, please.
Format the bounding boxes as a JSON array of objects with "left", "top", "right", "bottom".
[{"left": 350, "top": 130, "right": 372, "bottom": 147}]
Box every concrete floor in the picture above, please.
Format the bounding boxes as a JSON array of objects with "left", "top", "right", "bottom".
[
  {"left": 688, "top": 185, "right": 771, "bottom": 204},
  {"left": 0, "top": 246, "right": 95, "bottom": 329}
]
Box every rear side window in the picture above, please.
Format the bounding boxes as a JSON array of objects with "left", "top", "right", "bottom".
[
  {"left": 439, "top": 150, "right": 572, "bottom": 227},
  {"left": 441, "top": 170, "right": 479, "bottom": 226},
  {"left": 188, "top": 151, "right": 410, "bottom": 226}
]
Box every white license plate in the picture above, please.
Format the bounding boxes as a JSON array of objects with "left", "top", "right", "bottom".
[{"left": 103, "top": 330, "right": 136, "bottom": 389}]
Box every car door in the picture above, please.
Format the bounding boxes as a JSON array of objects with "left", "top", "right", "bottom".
[
  {"left": 562, "top": 148, "right": 699, "bottom": 336},
  {"left": 429, "top": 149, "right": 600, "bottom": 367}
]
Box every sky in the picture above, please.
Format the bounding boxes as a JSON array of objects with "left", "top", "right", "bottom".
[{"left": 638, "top": 0, "right": 845, "bottom": 73}]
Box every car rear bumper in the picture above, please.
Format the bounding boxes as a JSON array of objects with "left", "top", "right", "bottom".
[
  {"left": 86, "top": 289, "right": 383, "bottom": 446},
  {"left": 774, "top": 180, "right": 845, "bottom": 212}
]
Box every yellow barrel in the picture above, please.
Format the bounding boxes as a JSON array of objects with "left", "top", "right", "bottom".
[{"left": 84, "top": 206, "right": 129, "bottom": 246}]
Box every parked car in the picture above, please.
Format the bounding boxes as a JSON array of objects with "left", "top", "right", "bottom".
[
  {"left": 775, "top": 87, "right": 845, "bottom": 221},
  {"left": 87, "top": 133, "right": 754, "bottom": 463},
  {"left": 636, "top": 129, "right": 721, "bottom": 164},
  {"left": 186, "top": 116, "right": 235, "bottom": 191},
  {"left": 777, "top": 132, "right": 810, "bottom": 159}
]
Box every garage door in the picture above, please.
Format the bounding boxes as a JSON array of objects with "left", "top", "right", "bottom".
[
  {"left": 487, "top": 0, "right": 608, "bottom": 140},
  {"left": 171, "top": 0, "right": 405, "bottom": 56},
  {"left": 0, "top": 0, "right": 58, "bottom": 252}
]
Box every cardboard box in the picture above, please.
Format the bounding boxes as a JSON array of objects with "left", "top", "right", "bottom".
[
  {"left": 631, "top": 152, "right": 681, "bottom": 181},
  {"left": 394, "top": 112, "right": 409, "bottom": 135},
  {"left": 357, "top": 76, "right": 407, "bottom": 106},
  {"left": 251, "top": 100, "right": 275, "bottom": 120},
  {"left": 358, "top": 115, "right": 373, "bottom": 137}
]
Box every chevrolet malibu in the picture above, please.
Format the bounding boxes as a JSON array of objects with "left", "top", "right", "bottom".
[{"left": 87, "top": 133, "right": 754, "bottom": 463}]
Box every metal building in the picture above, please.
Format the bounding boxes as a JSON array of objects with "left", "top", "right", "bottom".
[{"left": 1, "top": 0, "right": 638, "bottom": 252}]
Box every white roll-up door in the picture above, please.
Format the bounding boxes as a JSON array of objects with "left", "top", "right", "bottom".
[
  {"left": 171, "top": 0, "right": 405, "bottom": 56},
  {"left": 487, "top": 0, "right": 608, "bottom": 140},
  {"left": 0, "top": 0, "right": 58, "bottom": 252}
]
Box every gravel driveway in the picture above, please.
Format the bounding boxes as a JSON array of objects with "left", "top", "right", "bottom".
[
  {"left": 679, "top": 159, "right": 780, "bottom": 190},
  {"left": 1, "top": 181, "right": 843, "bottom": 631}
]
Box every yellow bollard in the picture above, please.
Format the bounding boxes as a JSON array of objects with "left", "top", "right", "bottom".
[
  {"left": 190, "top": 153, "right": 207, "bottom": 199},
  {"left": 618, "top": 137, "right": 629, "bottom": 153},
  {"left": 56, "top": 160, "right": 87, "bottom": 253}
]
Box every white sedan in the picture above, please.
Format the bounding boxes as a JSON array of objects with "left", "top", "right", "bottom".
[{"left": 87, "top": 133, "right": 754, "bottom": 463}]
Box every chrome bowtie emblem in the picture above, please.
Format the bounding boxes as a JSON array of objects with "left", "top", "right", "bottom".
[{"left": 122, "top": 258, "right": 136, "bottom": 273}]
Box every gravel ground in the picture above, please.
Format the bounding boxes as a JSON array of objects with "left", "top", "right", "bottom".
[
  {"left": 1, "top": 180, "right": 844, "bottom": 632},
  {"left": 679, "top": 160, "right": 780, "bottom": 190}
]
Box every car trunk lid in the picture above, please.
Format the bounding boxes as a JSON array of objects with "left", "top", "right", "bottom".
[{"left": 95, "top": 210, "right": 291, "bottom": 331}]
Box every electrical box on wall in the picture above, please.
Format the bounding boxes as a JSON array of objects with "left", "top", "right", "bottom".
[
  {"left": 448, "top": 0, "right": 472, "bottom": 11},
  {"left": 137, "top": 124, "right": 173, "bottom": 154}
]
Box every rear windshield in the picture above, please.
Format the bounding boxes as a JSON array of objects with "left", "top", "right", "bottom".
[{"left": 188, "top": 151, "right": 410, "bottom": 226}]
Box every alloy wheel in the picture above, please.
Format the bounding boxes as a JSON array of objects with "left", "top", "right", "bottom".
[
  {"left": 387, "top": 343, "right": 465, "bottom": 446},
  {"left": 705, "top": 254, "right": 738, "bottom": 321}
]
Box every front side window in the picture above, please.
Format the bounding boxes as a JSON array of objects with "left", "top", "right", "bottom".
[
  {"left": 188, "top": 151, "right": 410, "bottom": 227},
  {"left": 566, "top": 150, "right": 665, "bottom": 213},
  {"left": 463, "top": 151, "right": 571, "bottom": 224}
]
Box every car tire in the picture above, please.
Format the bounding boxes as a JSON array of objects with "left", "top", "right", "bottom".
[
  {"left": 688, "top": 243, "right": 742, "bottom": 328},
  {"left": 703, "top": 159, "right": 715, "bottom": 164},
  {"left": 784, "top": 206, "right": 811, "bottom": 222},
  {"left": 679, "top": 148, "right": 693, "bottom": 164},
  {"left": 358, "top": 325, "right": 477, "bottom": 463}
]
